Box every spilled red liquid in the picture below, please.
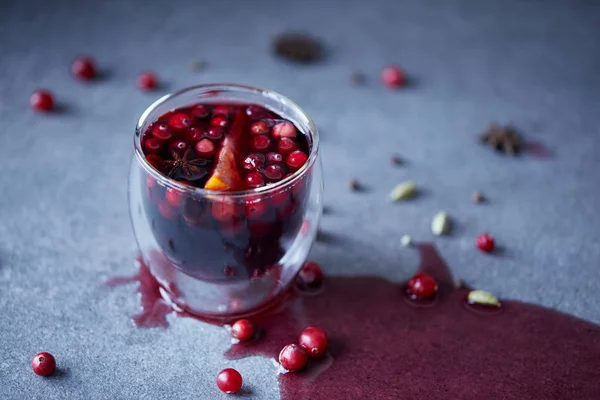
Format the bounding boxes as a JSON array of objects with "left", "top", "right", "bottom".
[{"left": 108, "top": 245, "right": 600, "bottom": 399}]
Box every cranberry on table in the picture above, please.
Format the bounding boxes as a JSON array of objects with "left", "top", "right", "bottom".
[
  {"left": 286, "top": 150, "right": 308, "bottom": 171},
  {"left": 245, "top": 172, "right": 265, "bottom": 188},
  {"left": 250, "top": 135, "right": 272, "bottom": 152},
  {"left": 29, "top": 90, "right": 54, "bottom": 112},
  {"left": 264, "top": 164, "right": 284, "bottom": 181},
  {"left": 277, "top": 137, "right": 298, "bottom": 156},
  {"left": 476, "top": 233, "right": 495, "bottom": 253},
  {"left": 195, "top": 139, "right": 216, "bottom": 158},
  {"left": 137, "top": 71, "right": 158, "bottom": 91},
  {"left": 297, "top": 261, "right": 323, "bottom": 288},
  {"left": 407, "top": 272, "right": 438, "bottom": 299},
  {"left": 272, "top": 121, "right": 297, "bottom": 139},
  {"left": 231, "top": 319, "right": 255, "bottom": 341},
  {"left": 299, "top": 326, "right": 328, "bottom": 358},
  {"left": 71, "top": 56, "right": 96, "bottom": 80},
  {"left": 216, "top": 368, "right": 243, "bottom": 394},
  {"left": 279, "top": 344, "right": 308, "bottom": 372},
  {"left": 31, "top": 352, "right": 56, "bottom": 376},
  {"left": 381, "top": 65, "right": 406, "bottom": 88},
  {"left": 243, "top": 153, "right": 266, "bottom": 171}
]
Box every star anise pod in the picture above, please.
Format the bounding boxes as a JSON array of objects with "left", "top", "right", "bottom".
[
  {"left": 163, "top": 149, "right": 209, "bottom": 181},
  {"left": 479, "top": 123, "right": 522, "bottom": 155}
]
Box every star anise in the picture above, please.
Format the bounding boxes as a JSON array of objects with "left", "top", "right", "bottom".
[
  {"left": 163, "top": 149, "right": 208, "bottom": 181},
  {"left": 479, "top": 123, "right": 523, "bottom": 155},
  {"left": 273, "top": 32, "right": 323, "bottom": 63}
]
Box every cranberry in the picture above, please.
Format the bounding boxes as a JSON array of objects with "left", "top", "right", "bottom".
[
  {"left": 169, "top": 140, "right": 189, "bottom": 155},
  {"left": 158, "top": 200, "right": 177, "bottom": 220},
  {"left": 191, "top": 104, "right": 211, "bottom": 120},
  {"left": 245, "top": 198, "right": 268, "bottom": 219},
  {"left": 381, "top": 65, "right": 406, "bottom": 88},
  {"left": 278, "top": 344, "right": 308, "bottom": 372},
  {"left": 245, "top": 172, "right": 265, "bottom": 188},
  {"left": 32, "top": 352, "right": 56, "bottom": 376},
  {"left": 263, "top": 164, "right": 284, "bottom": 181},
  {"left": 165, "top": 188, "right": 183, "bottom": 207},
  {"left": 243, "top": 153, "right": 266, "bottom": 171},
  {"left": 168, "top": 113, "right": 193, "bottom": 131},
  {"left": 216, "top": 368, "right": 243, "bottom": 394},
  {"left": 29, "top": 90, "right": 54, "bottom": 112},
  {"left": 71, "top": 56, "right": 96, "bottom": 80},
  {"left": 212, "top": 201, "right": 240, "bottom": 222},
  {"left": 231, "top": 319, "right": 254, "bottom": 341},
  {"left": 206, "top": 127, "right": 224, "bottom": 141},
  {"left": 272, "top": 121, "right": 296, "bottom": 139},
  {"left": 185, "top": 127, "right": 203, "bottom": 142},
  {"left": 195, "top": 139, "right": 215, "bottom": 158},
  {"left": 286, "top": 150, "right": 308, "bottom": 171},
  {"left": 476, "top": 233, "right": 495, "bottom": 253},
  {"left": 250, "top": 135, "right": 271, "bottom": 152},
  {"left": 250, "top": 120, "right": 271, "bottom": 135},
  {"left": 213, "top": 105, "right": 233, "bottom": 117},
  {"left": 210, "top": 116, "right": 229, "bottom": 128},
  {"left": 299, "top": 326, "right": 328, "bottom": 358},
  {"left": 137, "top": 71, "right": 157, "bottom": 91},
  {"left": 269, "top": 190, "right": 290, "bottom": 209},
  {"left": 144, "top": 137, "right": 162, "bottom": 154},
  {"left": 297, "top": 261, "right": 323, "bottom": 288},
  {"left": 277, "top": 137, "right": 298, "bottom": 156},
  {"left": 246, "top": 105, "right": 268, "bottom": 119},
  {"left": 152, "top": 123, "right": 173, "bottom": 143},
  {"left": 146, "top": 175, "right": 157, "bottom": 188},
  {"left": 407, "top": 273, "right": 438, "bottom": 299},
  {"left": 146, "top": 154, "right": 164, "bottom": 171},
  {"left": 265, "top": 152, "right": 283, "bottom": 165}
]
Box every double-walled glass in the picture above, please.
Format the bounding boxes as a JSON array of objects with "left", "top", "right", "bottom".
[{"left": 128, "top": 84, "right": 323, "bottom": 319}]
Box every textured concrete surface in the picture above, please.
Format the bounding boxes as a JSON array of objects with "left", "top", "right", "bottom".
[{"left": 1, "top": 0, "right": 600, "bottom": 398}]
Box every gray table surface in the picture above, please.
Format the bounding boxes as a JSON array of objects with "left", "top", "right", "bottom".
[{"left": 1, "top": 0, "right": 599, "bottom": 398}]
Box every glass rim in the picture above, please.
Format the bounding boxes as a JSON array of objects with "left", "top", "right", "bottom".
[{"left": 134, "top": 83, "right": 320, "bottom": 198}]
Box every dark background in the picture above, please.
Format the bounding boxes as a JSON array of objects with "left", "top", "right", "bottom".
[{"left": 1, "top": 0, "right": 599, "bottom": 398}]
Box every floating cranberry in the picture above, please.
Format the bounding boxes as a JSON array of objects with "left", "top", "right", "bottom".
[
  {"left": 277, "top": 137, "right": 298, "bottom": 155},
  {"left": 243, "top": 153, "right": 266, "bottom": 171},
  {"left": 146, "top": 175, "right": 157, "bottom": 188},
  {"left": 165, "top": 188, "right": 183, "bottom": 207},
  {"left": 245, "top": 198, "right": 268, "bottom": 219},
  {"left": 137, "top": 72, "right": 157, "bottom": 91},
  {"left": 476, "top": 233, "right": 495, "bottom": 253},
  {"left": 250, "top": 121, "right": 271, "bottom": 135},
  {"left": 246, "top": 172, "right": 265, "bottom": 188},
  {"left": 299, "top": 326, "right": 328, "bottom": 358},
  {"left": 250, "top": 135, "right": 271, "bottom": 152},
  {"left": 265, "top": 152, "right": 283, "bottom": 165},
  {"left": 206, "top": 127, "right": 224, "bottom": 141},
  {"left": 212, "top": 201, "right": 240, "bottom": 222},
  {"left": 169, "top": 140, "right": 189, "bottom": 155},
  {"left": 286, "top": 150, "right": 308, "bottom": 171},
  {"left": 29, "top": 90, "right": 54, "bottom": 112},
  {"left": 32, "top": 352, "right": 56, "bottom": 376},
  {"left": 213, "top": 105, "right": 234, "bottom": 117},
  {"left": 71, "top": 56, "right": 96, "bottom": 80},
  {"left": 279, "top": 344, "right": 308, "bottom": 372},
  {"left": 195, "top": 139, "right": 216, "bottom": 158},
  {"left": 152, "top": 124, "right": 173, "bottom": 143},
  {"left": 216, "top": 368, "right": 243, "bottom": 394},
  {"left": 168, "top": 113, "right": 193, "bottom": 131},
  {"left": 272, "top": 121, "right": 296, "bottom": 139},
  {"left": 231, "top": 319, "right": 255, "bottom": 341},
  {"left": 381, "top": 65, "right": 406, "bottom": 88},
  {"left": 158, "top": 200, "right": 177, "bottom": 220},
  {"left": 185, "top": 127, "right": 203, "bottom": 142},
  {"left": 263, "top": 164, "right": 284, "bottom": 181},
  {"left": 144, "top": 138, "right": 162, "bottom": 154},
  {"left": 146, "top": 154, "right": 164, "bottom": 171},
  {"left": 407, "top": 273, "right": 438, "bottom": 299},
  {"left": 297, "top": 261, "right": 323, "bottom": 288},
  {"left": 191, "top": 104, "right": 211, "bottom": 120},
  {"left": 246, "top": 105, "right": 268, "bottom": 119},
  {"left": 210, "top": 116, "right": 229, "bottom": 128}
]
